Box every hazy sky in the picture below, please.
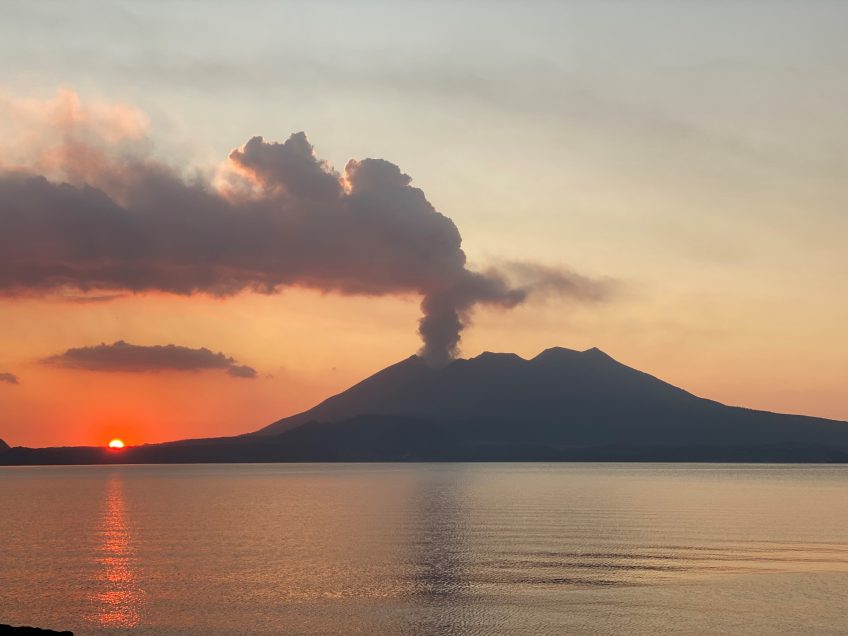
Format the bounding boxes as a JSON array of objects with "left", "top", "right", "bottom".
[{"left": 1, "top": 1, "right": 846, "bottom": 446}]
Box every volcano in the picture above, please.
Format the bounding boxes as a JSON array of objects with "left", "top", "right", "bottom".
[{"left": 3, "top": 347, "right": 848, "bottom": 464}]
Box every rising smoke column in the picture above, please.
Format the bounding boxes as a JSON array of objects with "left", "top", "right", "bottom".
[{"left": 0, "top": 95, "right": 610, "bottom": 365}]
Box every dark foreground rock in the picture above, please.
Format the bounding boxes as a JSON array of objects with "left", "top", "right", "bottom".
[{"left": 0, "top": 626, "right": 73, "bottom": 635}]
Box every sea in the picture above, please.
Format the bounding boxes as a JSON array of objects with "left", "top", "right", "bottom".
[{"left": 1, "top": 463, "right": 847, "bottom": 635}]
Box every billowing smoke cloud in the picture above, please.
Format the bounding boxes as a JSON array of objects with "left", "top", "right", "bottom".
[
  {"left": 0, "top": 372, "right": 19, "bottom": 385},
  {"left": 0, "top": 92, "right": 612, "bottom": 366},
  {"left": 43, "top": 341, "right": 257, "bottom": 378}
]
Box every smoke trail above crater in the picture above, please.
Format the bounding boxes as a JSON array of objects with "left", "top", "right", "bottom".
[{"left": 0, "top": 93, "right": 611, "bottom": 365}]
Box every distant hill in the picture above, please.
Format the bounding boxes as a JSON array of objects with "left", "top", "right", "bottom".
[
  {"left": 3, "top": 348, "right": 848, "bottom": 464},
  {"left": 0, "top": 438, "right": 8, "bottom": 453}
]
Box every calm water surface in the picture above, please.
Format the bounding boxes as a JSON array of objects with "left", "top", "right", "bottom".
[{"left": 1, "top": 463, "right": 847, "bottom": 635}]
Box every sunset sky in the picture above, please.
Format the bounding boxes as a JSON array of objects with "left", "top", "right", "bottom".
[{"left": 1, "top": 1, "right": 846, "bottom": 448}]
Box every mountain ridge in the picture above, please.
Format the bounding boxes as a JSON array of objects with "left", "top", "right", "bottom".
[{"left": 253, "top": 347, "right": 704, "bottom": 437}]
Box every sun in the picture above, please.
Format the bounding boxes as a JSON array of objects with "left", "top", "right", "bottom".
[{"left": 108, "top": 438, "right": 125, "bottom": 449}]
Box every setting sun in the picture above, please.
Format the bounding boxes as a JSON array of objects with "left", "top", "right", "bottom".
[{"left": 108, "top": 438, "right": 125, "bottom": 449}]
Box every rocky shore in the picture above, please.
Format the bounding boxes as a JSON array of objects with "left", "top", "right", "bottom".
[{"left": 0, "top": 625, "right": 73, "bottom": 635}]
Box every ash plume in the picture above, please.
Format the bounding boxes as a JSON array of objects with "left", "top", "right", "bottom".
[{"left": 0, "top": 94, "right": 611, "bottom": 365}]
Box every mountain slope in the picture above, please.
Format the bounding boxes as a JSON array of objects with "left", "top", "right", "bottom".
[
  {"left": 256, "top": 347, "right": 702, "bottom": 436},
  {"left": 251, "top": 346, "right": 848, "bottom": 454}
]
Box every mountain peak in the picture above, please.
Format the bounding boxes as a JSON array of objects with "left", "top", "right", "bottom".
[
  {"left": 531, "top": 346, "right": 618, "bottom": 365},
  {"left": 469, "top": 351, "right": 525, "bottom": 363},
  {"left": 532, "top": 346, "right": 581, "bottom": 362},
  {"left": 581, "top": 346, "right": 615, "bottom": 360}
]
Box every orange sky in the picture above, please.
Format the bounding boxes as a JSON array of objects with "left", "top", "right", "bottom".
[
  {"left": 1, "top": 2, "right": 847, "bottom": 447},
  {"left": 1, "top": 283, "right": 846, "bottom": 448}
]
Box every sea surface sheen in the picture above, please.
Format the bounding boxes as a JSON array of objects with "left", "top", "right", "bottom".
[{"left": 2, "top": 463, "right": 847, "bottom": 635}]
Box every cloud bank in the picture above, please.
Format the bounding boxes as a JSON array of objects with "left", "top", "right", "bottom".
[
  {"left": 0, "top": 91, "right": 612, "bottom": 366},
  {"left": 0, "top": 372, "right": 19, "bottom": 385},
  {"left": 43, "top": 341, "right": 257, "bottom": 378}
]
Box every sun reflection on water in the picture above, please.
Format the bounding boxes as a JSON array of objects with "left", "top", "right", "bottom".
[{"left": 92, "top": 474, "right": 143, "bottom": 628}]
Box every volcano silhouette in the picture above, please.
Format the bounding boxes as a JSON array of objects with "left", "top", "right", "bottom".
[{"left": 4, "top": 348, "right": 848, "bottom": 464}]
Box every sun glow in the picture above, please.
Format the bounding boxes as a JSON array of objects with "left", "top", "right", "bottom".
[{"left": 108, "top": 438, "right": 125, "bottom": 449}]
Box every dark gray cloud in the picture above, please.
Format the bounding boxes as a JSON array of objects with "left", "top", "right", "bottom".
[
  {"left": 0, "top": 131, "right": 611, "bottom": 366},
  {"left": 227, "top": 364, "right": 258, "bottom": 379},
  {"left": 43, "top": 341, "right": 257, "bottom": 378},
  {"left": 499, "top": 262, "right": 617, "bottom": 302},
  {"left": 0, "top": 372, "right": 19, "bottom": 385}
]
